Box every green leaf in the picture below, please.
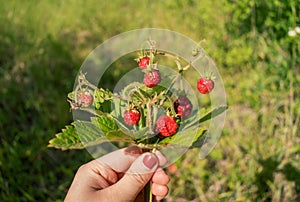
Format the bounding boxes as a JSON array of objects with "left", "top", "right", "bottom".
[
  {"left": 83, "top": 137, "right": 113, "bottom": 147},
  {"left": 111, "top": 115, "right": 150, "bottom": 140},
  {"left": 67, "top": 91, "right": 75, "bottom": 100},
  {"left": 159, "top": 127, "right": 206, "bottom": 148},
  {"left": 182, "top": 105, "right": 228, "bottom": 130},
  {"left": 133, "top": 88, "right": 151, "bottom": 100},
  {"left": 93, "top": 88, "right": 113, "bottom": 111},
  {"left": 131, "top": 127, "right": 151, "bottom": 139},
  {"left": 48, "top": 120, "right": 109, "bottom": 150},
  {"left": 111, "top": 96, "right": 125, "bottom": 116},
  {"left": 91, "top": 116, "right": 118, "bottom": 134},
  {"left": 73, "top": 120, "right": 102, "bottom": 143},
  {"left": 198, "top": 105, "right": 228, "bottom": 123},
  {"left": 48, "top": 123, "right": 84, "bottom": 150},
  {"left": 94, "top": 88, "right": 112, "bottom": 103},
  {"left": 142, "top": 84, "right": 167, "bottom": 95},
  {"left": 105, "top": 130, "right": 135, "bottom": 142}
]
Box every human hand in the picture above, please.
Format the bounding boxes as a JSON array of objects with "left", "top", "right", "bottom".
[{"left": 64, "top": 146, "right": 170, "bottom": 202}]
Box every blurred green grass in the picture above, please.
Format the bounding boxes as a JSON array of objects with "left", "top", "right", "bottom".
[{"left": 0, "top": 0, "right": 299, "bottom": 201}]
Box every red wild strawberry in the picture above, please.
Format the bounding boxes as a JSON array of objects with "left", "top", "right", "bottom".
[
  {"left": 197, "top": 77, "right": 214, "bottom": 94},
  {"left": 174, "top": 96, "right": 193, "bottom": 118},
  {"left": 138, "top": 57, "right": 150, "bottom": 69},
  {"left": 124, "top": 108, "right": 141, "bottom": 126},
  {"left": 143, "top": 69, "right": 161, "bottom": 88},
  {"left": 78, "top": 92, "right": 93, "bottom": 107},
  {"left": 155, "top": 115, "right": 178, "bottom": 137}
]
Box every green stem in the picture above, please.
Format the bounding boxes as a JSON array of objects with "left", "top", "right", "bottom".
[
  {"left": 146, "top": 103, "right": 154, "bottom": 135},
  {"left": 179, "top": 75, "right": 184, "bottom": 91},
  {"left": 78, "top": 71, "right": 98, "bottom": 90},
  {"left": 142, "top": 148, "right": 153, "bottom": 202},
  {"left": 155, "top": 51, "right": 192, "bottom": 72},
  {"left": 79, "top": 107, "right": 112, "bottom": 118},
  {"left": 144, "top": 180, "right": 152, "bottom": 202},
  {"left": 141, "top": 106, "right": 146, "bottom": 128}
]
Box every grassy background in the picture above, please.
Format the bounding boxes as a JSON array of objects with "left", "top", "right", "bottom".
[{"left": 0, "top": 0, "right": 299, "bottom": 201}]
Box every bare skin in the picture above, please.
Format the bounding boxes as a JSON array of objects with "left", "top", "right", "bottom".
[{"left": 65, "top": 146, "right": 170, "bottom": 202}]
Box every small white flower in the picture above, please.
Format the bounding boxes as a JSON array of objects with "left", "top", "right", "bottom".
[
  {"left": 288, "top": 30, "right": 297, "bottom": 37},
  {"left": 295, "top": 27, "right": 300, "bottom": 34}
]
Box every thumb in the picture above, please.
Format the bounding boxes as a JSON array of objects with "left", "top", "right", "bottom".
[{"left": 104, "top": 153, "right": 158, "bottom": 201}]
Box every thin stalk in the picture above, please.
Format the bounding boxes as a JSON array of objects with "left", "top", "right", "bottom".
[
  {"left": 79, "top": 107, "right": 111, "bottom": 118},
  {"left": 146, "top": 103, "right": 154, "bottom": 135},
  {"left": 144, "top": 181, "right": 152, "bottom": 202},
  {"left": 78, "top": 72, "right": 98, "bottom": 90},
  {"left": 142, "top": 148, "right": 154, "bottom": 202},
  {"left": 140, "top": 106, "right": 146, "bottom": 128}
]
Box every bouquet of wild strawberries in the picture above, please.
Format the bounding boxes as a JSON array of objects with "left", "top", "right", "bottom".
[{"left": 49, "top": 36, "right": 227, "bottom": 201}]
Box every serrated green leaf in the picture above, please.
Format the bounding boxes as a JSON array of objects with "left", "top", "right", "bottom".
[
  {"left": 159, "top": 127, "right": 206, "bottom": 148},
  {"left": 48, "top": 120, "right": 127, "bottom": 150},
  {"left": 48, "top": 123, "right": 84, "bottom": 150},
  {"left": 91, "top": 116, "right": 118, "bottom": 134},
  {"left": 73, "top": 121, "right": 102, "bottom": 143}
]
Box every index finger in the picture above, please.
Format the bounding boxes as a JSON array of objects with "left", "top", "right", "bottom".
[{"left": 96, "top": 146, "right": 142, "bottom": 173}]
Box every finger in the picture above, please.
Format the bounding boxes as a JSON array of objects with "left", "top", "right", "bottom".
[
  {"left": 152, "top": 168, "right": 170, "bottom": 185},
  {"left": 156, "top": 194, "right": 167, "bottom": 201},
  {"left": 96, "top": 146, "right": 142, "bottom": 173},
  {"left": 154, "top": 151, "right": 168, "bottom": 166},
  {"left": 99, "top": 152, "right": 159, "bottom": 201},
  {"left": 152, "top": 182, "right": 169, "bottom": 200}
]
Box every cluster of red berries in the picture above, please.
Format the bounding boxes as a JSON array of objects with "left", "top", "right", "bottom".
[
  {"left": 122, "top": 56, "right": 215, "bottom": 138},
  {"left": 155, "top": 95, "right": 194, "bottom": 137},
  {"left": 123, "top": 94, "right": 194, "bottom": 137},
  {"left": 123, "top": 95, "right": 193, "bottom": 137},
  {"left": 138, "top": 56, "right": 215, "bottom": 93},
  {"left": 73, "top": 49, "right": 217, "bottom": 146}
]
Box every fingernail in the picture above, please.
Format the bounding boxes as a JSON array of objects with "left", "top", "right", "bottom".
[
  {"left": 143, "top": 154, "right": 157, "bottom": 169},
  {"left": 124, "top": 146, "right": 142, "bottom": 155}
]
